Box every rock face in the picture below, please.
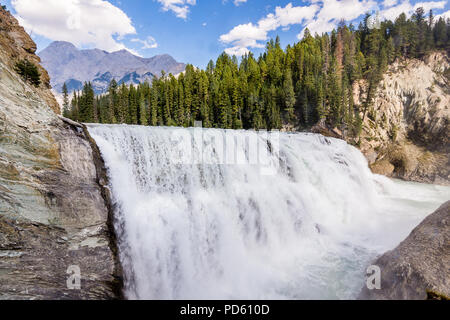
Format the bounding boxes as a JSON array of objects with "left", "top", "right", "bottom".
[
  {"left": 0, "top": 7, "right": 121, "bottom": 300},
  {"left": 0, "top": 7, "right": 59, "bottom": 113},
  {"left": 353, "top": 52, "right": 450, "bottom": 185},
  {"left": 359, "top": 201, "right": 450, "bottom": 300},
  {"left": 39, "top": 41, "right": 186, "bottom": 94}
]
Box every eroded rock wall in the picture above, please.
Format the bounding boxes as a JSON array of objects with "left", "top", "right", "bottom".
[{"left": 354, "top": 52, "right": 450, "bottom": 185}]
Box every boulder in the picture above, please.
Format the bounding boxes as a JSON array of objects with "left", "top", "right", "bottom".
[{"left": 359, "top": 201, "right": 450, "bottom": 300}]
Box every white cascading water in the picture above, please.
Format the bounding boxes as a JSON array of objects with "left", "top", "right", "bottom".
[{"left": 87, "top": 124, "right": 449, "bottom": 300}]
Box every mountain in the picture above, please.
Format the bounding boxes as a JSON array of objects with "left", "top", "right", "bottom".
[{"left": 38, "top": 41, "right": 186, "bottom": 94}]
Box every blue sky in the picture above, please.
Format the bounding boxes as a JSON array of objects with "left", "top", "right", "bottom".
[{"left": 3, "top": 0, "right": 449, "bottom": 68}]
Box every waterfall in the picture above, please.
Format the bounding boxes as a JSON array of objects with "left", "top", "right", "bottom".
[{"left": 87, "top": 124, "right": 450, "bottom": 300}]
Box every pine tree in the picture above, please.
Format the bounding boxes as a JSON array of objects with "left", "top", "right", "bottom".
[
  {"left": 150, "top": 82, "right": 159, "bottom": 126},
  {"left": 62, "top": 83, "right": 70, "bottom": 118},
  {"left": 231, "top": 78, "right": 242, "bottom": 129},
  {"left": 118, "top": 84, "right": 129, "bottom": 124},
  {"left": 14, "top": 59, "right": 41, "bottom": 86},
  {"left": 70, "top": 91, "right": 79, "bottom": 121},
  {"left": 78, "top": 82, "right": 94, "bottom": 122},
  {"left": 108, "top": 80, "right": 118, "bottom": 124},
  {"left": 138, "top": 92, "right": 148, "bottom": 125},
  {"left": 218, "top": 83, "right": 229, "bottom": 128},
  {"left": 283, "top": 68, "right": 296, "bottom": 124}
]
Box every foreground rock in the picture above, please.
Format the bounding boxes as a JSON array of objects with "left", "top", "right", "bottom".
[
  {"left": 359, "top": 201, "right": 450, "bottom": 300},
  {"left": 0, "top": 7, "right": 121, "bottom": 299}
]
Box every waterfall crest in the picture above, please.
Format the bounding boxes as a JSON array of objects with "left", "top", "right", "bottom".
[{"left": 88, "top": 124, "right": 449, "bottom": 300}]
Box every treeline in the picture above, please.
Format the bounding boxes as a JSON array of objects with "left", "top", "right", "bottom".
[{"left": 63, "top": 9, "right": 450, "bottom": 138}]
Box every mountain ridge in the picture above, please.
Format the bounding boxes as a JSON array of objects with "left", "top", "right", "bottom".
[{"left": 39, "top": 41, "right": 186, "bottom": 94}]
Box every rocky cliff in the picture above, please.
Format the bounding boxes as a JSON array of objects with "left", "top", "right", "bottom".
[
  {"left": 353, "top": 52, "right": 450, "bottom": 185},
  {"left": 0, "top": 7, "right": 121, "bottom": 299},
  {"left": 0, "top": 7, "right": 58, "bottom": 113},
  {"left": 359, "top": 201, "right": 450, "bottom": 300}
]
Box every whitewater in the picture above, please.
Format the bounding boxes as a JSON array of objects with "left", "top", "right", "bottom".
[{"left": 87, "top": 124, "right": 449, "bottom": 300}]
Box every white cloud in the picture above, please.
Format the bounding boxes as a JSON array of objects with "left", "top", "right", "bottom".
[
  {"left": 233, "top": 0, "right": 248, "bottom": 6},
  {"left": 220, "top": 23, "right": 268, "bottom": 49},
  {"left": 222, "top": 0, "right": 247, "bottom": 6},
  {"left": 435, "top": 9, "right": 450, "bottom": 20},
  {"left": 131, "top": 36, "right": 158, "bottom": 49},
  {"left": 300, "top": 0, "right": 376, "bottom": 37},
  {"left": 157, "top": 0, "right": 197, "bottom": 19},
  {"left": 225, "top": 46, "right": 250, "bottom": 56},
  {"left": 298, "top": 18, "right": 338, "bottom": 38},
  {"left": 220, "top": 2, "right": 319, "bottom": 56},
  {"left": 379, "top": 0, "right": 446, "bottom": 20},
  {"left": 382, "top": 0, "right": 398, "bottom": 8},
  {"left": 379, "top": 0, "right": 413, "bottom": 19},
  {"left": 413, "top": 1, "right": 446, "bottom": 12},
  {"left": 11, "top": 0, "right": 137, "bottom": 53},
  {"left": 220, "top": 0, "right": 449, "bottom": 56}
]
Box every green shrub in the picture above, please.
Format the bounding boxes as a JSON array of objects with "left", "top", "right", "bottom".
[
  {"left": 390, "top": 125, "right": 399, "bottom": 142},
  {"left": 14, "top": 59, "right": 41, "bottom": 86}
]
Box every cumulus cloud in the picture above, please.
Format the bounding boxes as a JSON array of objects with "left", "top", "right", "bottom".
[
  {"left": 11, "top": 0, "right": 137, "bottom": 53},
  {"left": 299, "top": 0, "right": 377, "bottom": 38},
  {"left": 220, "top": 2, "right": 319, "bottom": 56},
  {"left": 222, "top": 0, "right": 248, "bottom": 6},
  {"left": 157, "top": 0, "right": 197, "bottom": 19},
  {"left": 379, "top": 0, "right": 446, "bottom": 21},
  {"left": 435, "top": 9, "right": 450, "bottom": 20},
  {"left": 220, "top": 0, "right": 449, "bottom": 56},
  {"left": 233, "top": 0, "right": 248, "bottom": 6},
  {"left": 225, "top": 46, "right": 251, "bottom": 56},
  {"left": 382, "top": 0, "right": 399, "bottom": 8},
  {"left": 414, "top": 1, "right": 447, "bottom": 12},
  {"left": 131, "top": 36, "right": 158, "bottom": 49}
]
